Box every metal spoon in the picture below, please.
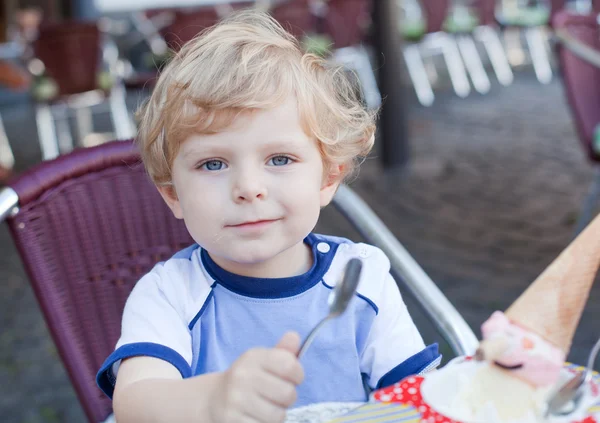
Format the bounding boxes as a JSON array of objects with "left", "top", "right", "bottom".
[
  {"left": 297, "top": 258, "right": 363, "bottom": 359},
  {"left": 546, "top": 337, "right": 600, "bottom": 417}
]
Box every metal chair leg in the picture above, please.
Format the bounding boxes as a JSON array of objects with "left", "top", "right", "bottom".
[
  {"left": 504, "top": 27, "right": 527, "bottom": 66},
  {"left": 54, "top": 105, "right": 75, "bottom": 154},
  {"left": 35, "top": 104, "right": 60, "bottom": 161},
  {"left": 109, "top": 83, "right": 136, "bottom": 140},
  {"left": 423, "top": 53, "right": 440, "bottom": 85},
  {"left": 574, "top": 168, "right": 600, "bottom": 236},
  {"left": 0, "top": 113, "right": 15, "bottom": 170},
  {"left": 525, "top": 26, "right": 553, "bottom": 84},
  {"left": 403, "top": 43, "right": 435, "bottom": 106},
  {"left": 476, "top": 26, "right": 514, "bottom": 86},
  {"left": 332, "top": 184, "right": 479, "bottom": 356},
  {"left": 74, "top": 106, "right": 94, "bottom": 147},
  {"left": 456, "top": 34, "right": 491, "bottom": 94},
  {"left": 441, "top": 35, "right": 471, "bottom": 98}
]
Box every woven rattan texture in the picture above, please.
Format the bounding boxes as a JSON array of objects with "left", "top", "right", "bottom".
[{"left": 7, "top": 159, "right": 193, "bottom": 422}]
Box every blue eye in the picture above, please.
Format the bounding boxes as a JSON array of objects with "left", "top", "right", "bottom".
[
  {"left": 269, "top": 156, "right": 292, "bottom": 166},
  {"left": 201, "top": 160, "right": 226, "bottom": 171}
]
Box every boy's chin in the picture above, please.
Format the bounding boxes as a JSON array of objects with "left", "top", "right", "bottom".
[
  {"left": 214, "top": 241, "right": 304, "bottom": 267},
  {"left": 224, "top": 247, "right": 284, "bottom": 265}
]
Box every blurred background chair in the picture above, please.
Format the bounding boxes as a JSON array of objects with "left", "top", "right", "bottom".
[
  {"left": 553, "top": 9, "right": 600, "bottom": 233},
  {"left": 322, "top": 0, "right": 381, "bottom": 109},
  {"left": 471, "top": 0, "right": 515, "bottom": 86},
  {"left": 270, "top": 0, "right": 317, "bottom": 40},
  {"left": 496, "top": 0, "right": 558, "bottom": 84},
  {"left": 444, "top": 0, "right": 492, "bottom": 95},
  {"left": 30, "top": 21, "right": 136, "bottom": 161},
  {"left": 159, "top": 7, "right": 220, "bottom": 51},
  {"left": 270, "top": 0, "right": 380, "bottom": 109},
  {"left": 147, "top": 1, "right": 381, "bottom": 110},
  {"left": 0, "top": 139, "right": 477, "bottom": 423},
  {"left": 0, "top": 112, "right": 13, "bottom": 181},
  {"left": 0, "top": 60, "right": 30, "bottom": 181},
  {"left": 400, "top": 0, "right": 471, "bottom": 106}
]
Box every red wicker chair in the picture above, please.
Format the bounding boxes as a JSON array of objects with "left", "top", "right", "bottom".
[
  {"left": 31, "top": 21, "right": 135, "bottom": 162},
  {"left": 0, "top": 140, "right": 193, "bottom": 422},
  {"left": 160, "top": 7, "right": 220, "bottom": 51},
  {"left": 553, "top": 10, "right": 600, "bottom": 233},
  {"left": 270, "top": 0, "right": 317, "bottom": 41}
]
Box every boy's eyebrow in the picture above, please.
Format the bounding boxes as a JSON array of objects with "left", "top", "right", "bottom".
[
  {"left": 261, "top": 137, "right": 311, "bottom": 151},
  {"left": 180, "top": 141, "right": 230, "bottom": 158},
  {"left": 179, "top": 134, "right": 312, "bottom": 158}
]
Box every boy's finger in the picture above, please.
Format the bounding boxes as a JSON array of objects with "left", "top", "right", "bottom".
[
  {"left": 263, "top": 349, "right": 304, "bottom": 385},
  {"left": 256, "top": 370, "right": 298, "bottom": 407},
  {"left": 274, "top": 331, "right": 301, "bottom": 354}
]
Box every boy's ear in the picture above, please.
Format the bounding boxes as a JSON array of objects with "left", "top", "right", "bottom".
[
  {"left": 157, "top": 185, "right": 184, "bottom": 219},
  {"left": 320, "top": 165, "right": 344, "bottom": 207}
]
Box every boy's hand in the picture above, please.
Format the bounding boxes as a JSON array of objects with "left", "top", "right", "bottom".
[{"left": 210, "top": 332, "right": 304, "bottom": 423}]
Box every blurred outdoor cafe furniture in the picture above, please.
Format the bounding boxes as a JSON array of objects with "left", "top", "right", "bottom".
[
  {"left": 114, "top": 0, "right": 382, "bottom": 110},
  {"left": 0, "top": 139, "right": 477, "bottom": 423},
  {"left": 323, "top": 0, "right": 381, "bottom": 109},
  {"left": 471, "top": 0, "right": 515, "bottom": 87},
  {"left": 400, "top": 0, "right": 471, "bottom": 106},
  {"left": 265, "top": 0, "right": 381, "bottom": 109},
  {"left": 0, "top": 59, "right": 30, "bottom": 182},
  {"left": 444, "top": 0, "right": 494, "bottom": 96},
  {"left": 399, "top": 0, "right": 596, "bottom": 106},
  {"left": 93, "top": 0, "right": 412, "bottom": 168},
  {"left": 553, "top": 8, "right": 600, "bottom": 234},
  {"left": 28, "top": 20, "right": 136, "bottom": 162},
  {"left": 493, "top": 0, "right": 559, "bottom": 84},
  {"left": 399, "top": 0, "right": 517, "bottom": 107}
]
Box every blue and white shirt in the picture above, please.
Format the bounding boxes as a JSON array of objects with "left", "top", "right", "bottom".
[{"left": 97, "top": 233, "right": 441, "bottom": 406}]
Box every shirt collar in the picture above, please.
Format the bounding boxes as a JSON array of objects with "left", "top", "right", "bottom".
[{"left": 200, "top": 233, "right": 338, "bottom": 298}]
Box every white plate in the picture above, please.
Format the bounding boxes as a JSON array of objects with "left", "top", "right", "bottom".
[{"left": 373, "top": 359, "right": 600, "bottom": 423}]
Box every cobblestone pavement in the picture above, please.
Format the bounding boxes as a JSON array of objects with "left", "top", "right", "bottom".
[{"left": 2, "top": 72, "right": 599, "bottom": 422}]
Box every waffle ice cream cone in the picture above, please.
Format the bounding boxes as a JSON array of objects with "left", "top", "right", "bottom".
[{"left": 506, "top": 214, "right": 600, "bottom": 354}]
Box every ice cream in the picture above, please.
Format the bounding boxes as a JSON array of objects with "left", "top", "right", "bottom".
[
  {"left": 477, "top": 311, "right": 565, "bottom": 387},
  {"left": 451, "top": 211, "right": 600, "bottom": 422},
  {"left": 453, "top": 311, "right": 565, "bottom": 422}
]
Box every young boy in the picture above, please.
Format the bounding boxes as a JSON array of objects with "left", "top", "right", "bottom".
[{"left": 96, "top": 10, "right": 440, "bottom": 423}]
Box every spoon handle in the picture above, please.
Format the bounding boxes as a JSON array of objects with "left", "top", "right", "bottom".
[
  {"left": 296, "top": 259, "right": 363, "bottom": 359},
  {"left": 297, "top": 315, "right": 333, "bottom": 359},
  {"left": 584, "top": 337, "right": 600, "bottom": 383}
]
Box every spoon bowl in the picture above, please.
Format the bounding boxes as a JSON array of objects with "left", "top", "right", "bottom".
[{"left": 546, "top": 337, "right": 600, "bottom": 417}]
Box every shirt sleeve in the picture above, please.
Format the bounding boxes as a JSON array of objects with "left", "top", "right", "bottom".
[
  {"left": 96, "top": 267, "right": 193, "bottom": 399},
  {"left": 360, "top": 273, "right": 441, "bottom": 390}
]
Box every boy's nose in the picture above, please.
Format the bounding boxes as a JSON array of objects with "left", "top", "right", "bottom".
[{"left": 232, "top": 176, "right": 268, "bottom": 203}]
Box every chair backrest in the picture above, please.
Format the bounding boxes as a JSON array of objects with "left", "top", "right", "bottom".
[
  {"left": 553, "top": 10, "right": 600, "bottom": 162},
  {"left": 323, "top": 0, "right": 371, "bottom": 48},
  {"left": 33, "top": 21, "right": 101, "bottom": 96},
  {"left": 160, "top": 7, "right": 220, "bottom": 51},
  {"left": 419, "top": 0, "right": 451, "bottom": 34},
  {"left": 473, "top": 0, "right": 496, "bottom": 26},
  {"left": 5, "top": 140, "right": 193, "bottom": 423},
  {"left": 270, "top": 0, "right": 317, "bottom": 40},
  {"left": 475, "top": 0, "right": 560, "bottom": 27},
  {"left": 548, "top": 0, "right": 566, "bottom": 27}
]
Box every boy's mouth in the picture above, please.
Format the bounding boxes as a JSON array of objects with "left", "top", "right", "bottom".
[{"left": 227, "top": 219, "right": 280, "bottom": 228}]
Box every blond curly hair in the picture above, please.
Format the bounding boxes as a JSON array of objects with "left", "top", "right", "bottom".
[{"left": 136, "top": 9, "right": 377, "bottom": 186}]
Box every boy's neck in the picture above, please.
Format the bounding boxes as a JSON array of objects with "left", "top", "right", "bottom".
[{"left": 208, "top": 240, "right": 313, "bottom": 279}]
